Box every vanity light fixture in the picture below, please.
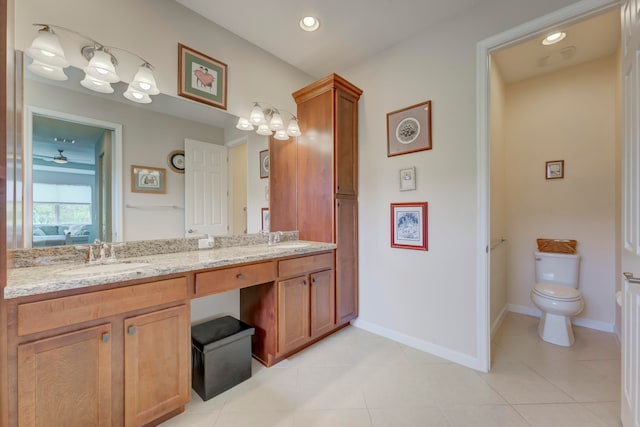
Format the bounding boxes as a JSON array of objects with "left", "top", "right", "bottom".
[
  {"left": 299, "top": 16, "right": 320, "bottom": 32},
  {"left": 236, "top": 102, "right": 301, "bottom": 140},
  {"left": 542, "top": 31, "right": 567, "bottom": 45},
  {"left": 26, "top": 24, "right": 160, "bottom": 104}
]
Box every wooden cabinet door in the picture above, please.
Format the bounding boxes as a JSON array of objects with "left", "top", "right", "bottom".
[
  {"left": 335, "top": 90, "right": 359, "bottom": 197},
  {"left": 18, "top": 324, "right": 112, "bottom": 427},
  {"left": 310, "top": 269, "right": 335, "bottom": 338},
  {"left": 336, "top": 198, "right": 358, "bottom": 324},
  {"left": 277, "top": 276, "right": 310, "bottom": 355},
  {"left": 124, "top": 305, "right": 190, "bottom": 427}
]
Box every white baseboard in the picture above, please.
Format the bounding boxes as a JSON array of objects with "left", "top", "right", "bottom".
[
  {"left": 350, "top": 318, "right": 485, "bottom": 371},
  {"left": 491, "top": 305, "right": 509, "bottom": 338},
  {"left": 507, "top": 304, "right": 615, "bottom": 333}
]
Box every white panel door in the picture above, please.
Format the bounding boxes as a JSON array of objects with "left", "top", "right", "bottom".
[
  {"left": 621, "top": 1, "right": 640, "bottom": 425},
  {"left": 184, "top": 139, "right": 228, "bottom": 237}
]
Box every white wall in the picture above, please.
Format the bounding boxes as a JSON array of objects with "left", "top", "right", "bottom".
[
  {"left": 345, "top": 0, "right": 584, "bottom": 366},
  {"left": 489, "top": 58, "right": 509, "bottom": 334},
  {"left": 504, "top": 56, "right": 618, "bottom": 329}
]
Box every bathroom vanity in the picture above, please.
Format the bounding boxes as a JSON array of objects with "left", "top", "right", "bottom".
[{"left": 4, "top": 239, "right": 337, "bottom": 426}]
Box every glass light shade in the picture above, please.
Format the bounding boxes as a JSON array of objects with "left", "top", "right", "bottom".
[
  {"left": 85, "top": 50, "right": 120, "bottom": 83},
  {"left": 236, "top": 117, "right": 254, "bottom": 131},
  {"left": 131, "top": 64, "right": 160, "bottom": 95},
  {"left": 286, "top": 119, "right": 301, "bottom": 137},
  {"left": 274, "top": 129, "right": 289, "bottom": 140},
  {"left": 256, "top": 124, "right": 273, "bottom": 136},
  {"left": 80, "top": 74, "right": 114, "bottom": 93},
  {"left": 249, "top": 105, "right": 266, "bottom": 125},
  {"left": 26, "top": 29, "right": 69, "bottom": 67},
  {"left": 27, "top": 60, "right": 68, "bottom": 81},
  {"left": 124, "top": 85, "right": 152, "bottom": 104},
  {"left": 269, "top": 112, "right": 284, "bottom": 131}
]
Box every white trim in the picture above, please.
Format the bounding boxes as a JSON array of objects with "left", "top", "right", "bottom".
[
  {"left": 508, "top": 303, "right": 615, "bottom": 333},
  {"left": 25, "top": 106, "right": 123, "bottom": 245},
  {"left": 351, "top": 318, "right": 485, "bottom": 371},
  {"left": 476, "top": 0, "right": 620, "bottom": 372},
  {"left": 491, "top": 305, "right": 510, "bottom": 338}
]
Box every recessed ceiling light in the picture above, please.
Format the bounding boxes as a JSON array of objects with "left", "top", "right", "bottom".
[
  {"left": 299, "top": 16, "right": 320, "bottom": 32},
  {"left": 542, "top": 31, "right": 566, "bottom": 45}
]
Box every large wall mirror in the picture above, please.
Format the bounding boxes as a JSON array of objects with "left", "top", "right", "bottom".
[{"left": 9, "top": 52, "right": 268, "bottom": 249}]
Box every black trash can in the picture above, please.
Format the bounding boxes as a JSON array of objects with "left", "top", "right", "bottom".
[{"left": 191, "top": 315, "right": 255, "bottom": 401}]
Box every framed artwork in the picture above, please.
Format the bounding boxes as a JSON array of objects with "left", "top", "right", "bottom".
[
  {"left": 259, "top": 149, "right": 270, "bottom": 179},
  {"left": 167, "top": 150, "right": 185, "bottom": 173},
  {"left": 399, "top": 167, "right": 416, "bottom": 191},
  {"left": 131, "top": 165, "right": 166, "bottom": 194},
  {"left": 178, "top": 43, "right": 228, "bottom": 110},
  {"left": 390, "top": 202, "right": 428, "bottom": 251},
  {"left": 546, "top": 160, "right": 564, "bottom": 179},
  {"left": 261, "top": 207, "right": 270, "bottom": 232},
  {"left": 387, "top": 100, "right": 432, "bottom": 157}
]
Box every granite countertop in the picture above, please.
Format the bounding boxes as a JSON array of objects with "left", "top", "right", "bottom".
[{"left": 5, "top": 241, "right": 336, "bottom": 299}]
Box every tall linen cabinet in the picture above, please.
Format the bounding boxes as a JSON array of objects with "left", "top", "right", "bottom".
[{"left": 271, "top": 73, "right": 362, "bottom": 326}]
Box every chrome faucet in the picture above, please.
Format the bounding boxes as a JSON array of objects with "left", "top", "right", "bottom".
[{"left": 87, "top": 240, "right": 116, "bottom": 263}]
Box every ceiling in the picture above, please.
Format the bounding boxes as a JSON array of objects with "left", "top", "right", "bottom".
[
  {"left": 176, "top": 1, "right": 620, "bottom": 83},
  {"left": 492, "top": 9, "right": 620, "bottom": 83},
  {"left": 175, "top": 0, "right": 484, "bottom": 78}
]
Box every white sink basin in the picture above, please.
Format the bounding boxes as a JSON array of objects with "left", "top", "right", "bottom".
[
  {"left": 275, "top": 242, "right": 310, "bottom": 249},
  {"left": 59, "top": 262, "right": 152, "bottom": 276}
]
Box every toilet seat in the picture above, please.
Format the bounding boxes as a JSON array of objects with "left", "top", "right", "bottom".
[{"left": 532, "top": 283, "right": 582, "bottom": 302}]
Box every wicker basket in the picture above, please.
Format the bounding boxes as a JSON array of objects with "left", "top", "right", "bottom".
[{"left": 536, "top": 238, "right": 577, "bottom": 254}]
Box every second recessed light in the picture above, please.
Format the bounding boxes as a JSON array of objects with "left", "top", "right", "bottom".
[{"left": 299, "top": 16, "right": 320, "bottom": 32}]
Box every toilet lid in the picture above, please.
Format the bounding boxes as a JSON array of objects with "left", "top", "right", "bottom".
[{"left": 533, "top": 283, "right": 582, "bottom": 301}]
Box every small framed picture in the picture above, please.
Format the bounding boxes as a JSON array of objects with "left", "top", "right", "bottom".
[
  {"left": 131, "top": 165, "right": 166, "bottom": 194},
  {"left": 399, "top": 167, "right": 416, "bottom": 191},
  {"left": 387, "top": 100, "right": 432, "bottom": 157},
  {"left": 261, "top": 207, "right": 270, "bottom": 232},
  {"left": 259, "top": 149, "right": 270, "bottom": 179},
  {"left": 546, "top": 160, "right": 564, "bottom": 179},
  {"left": 390, "top": 202, "right": 428, "bottom": 251},
  {"left": 178, "top": 43, "right": 228, "bottom": 110}
]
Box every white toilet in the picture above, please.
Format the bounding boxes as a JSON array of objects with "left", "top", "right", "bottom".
[{"left": 530, "top": 251, "right": 584, "bottom": 346}]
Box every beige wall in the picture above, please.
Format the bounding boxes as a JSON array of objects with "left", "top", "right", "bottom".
[
  {"left": 489, "top": 58, "right": 509, "bottom": 333},
  {"left": 504, "top": 56, "right": 618, "bottom": 328}
]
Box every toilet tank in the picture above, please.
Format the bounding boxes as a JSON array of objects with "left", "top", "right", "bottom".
[{"left": 534, "top": 251, "right": 580, "bottom": 288}]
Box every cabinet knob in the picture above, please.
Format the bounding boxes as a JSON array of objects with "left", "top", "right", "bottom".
[
  {"left": 312, "top": 277, "right": 316, "bottom": 283},
  {"left": 127, "top": 325, "right": 136, "bottom": 336},
  {"left": 236, "top": 273, "right": 245, "bottom": 280},
  {"left": 303, "top": 280, "right": 307, "bottom": 286},
  {"left": 101, "top": 332, "right": 110, "bottom": 343}
]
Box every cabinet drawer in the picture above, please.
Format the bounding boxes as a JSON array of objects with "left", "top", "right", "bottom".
[
  {"left": 278, "top": 252, "right": 334, "bottom": 278},
  {"left": 18, "top": 277, "right": 188, "bottom": 336},
  {"left": 195, "top": 261, "right": 275, "bottom": 297}
]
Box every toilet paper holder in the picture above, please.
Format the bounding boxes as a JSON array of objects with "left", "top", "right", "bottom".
[{"left": 623, "top": 272, "right": 640, "bottom": 284}]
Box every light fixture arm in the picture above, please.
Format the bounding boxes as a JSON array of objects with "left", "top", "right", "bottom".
[{"left": 33, "top": 23, "right": 155, "bottom": 68}]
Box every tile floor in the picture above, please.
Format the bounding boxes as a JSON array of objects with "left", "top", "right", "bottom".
[{"left": 161, "top": 312, "right": 621, "bottom": 426}]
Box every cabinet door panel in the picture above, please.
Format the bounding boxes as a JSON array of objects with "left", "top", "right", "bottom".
[
  {"left": 18, "top": 324, "right": 112, "bottom": 427},
  {"left": 124, "top": 304, "right": 190, "bottom": 427},
  {"left": 310, "top": 269, "right": 335, "bottom": 338},
  {"left": 277, "top": 277, "right": 310, "bottom": 355},
  {"left": 336, "top": 198, "right": 358, "bottom": 324},
  {"left": 335, "top": 91, "right": 358, "bottom": 196}
]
